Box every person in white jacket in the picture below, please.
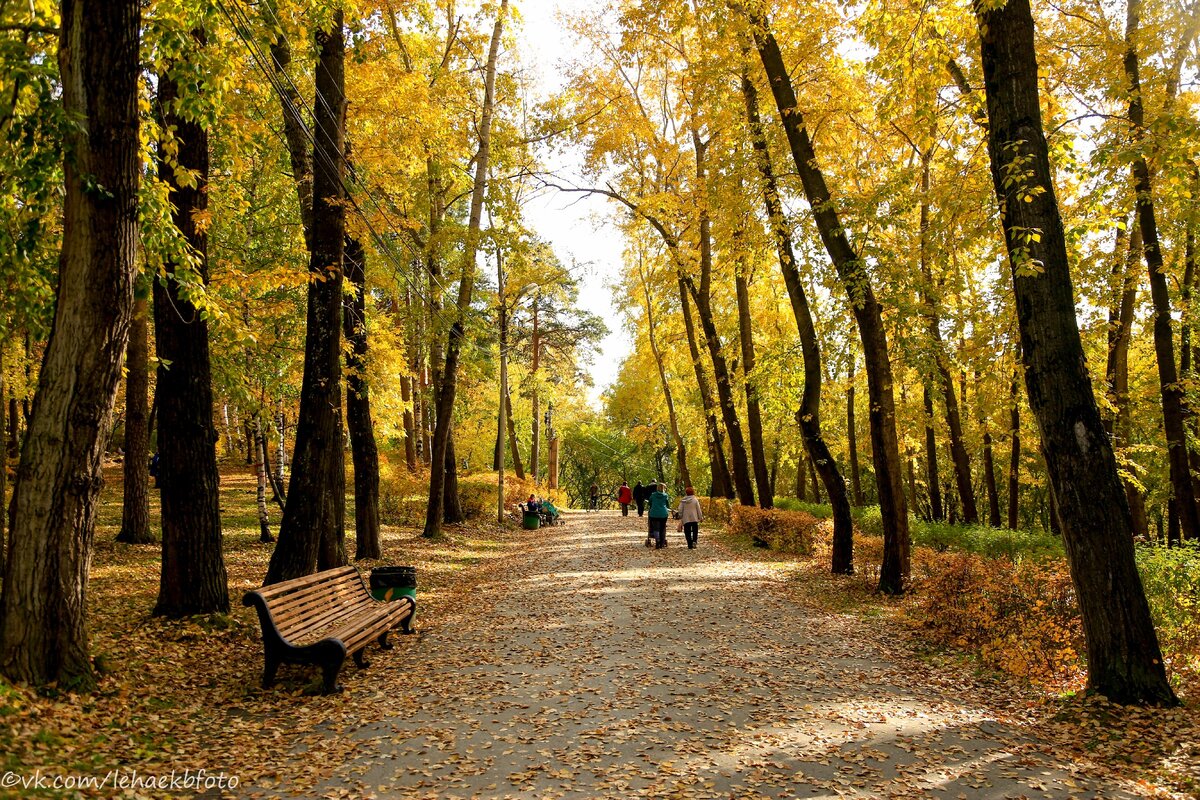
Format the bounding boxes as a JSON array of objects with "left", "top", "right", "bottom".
[{"left": 677, "top": 486, "right": 703, "bottom": 549}]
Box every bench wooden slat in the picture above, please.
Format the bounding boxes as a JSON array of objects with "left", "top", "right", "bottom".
[
  {"left": 243, "top": 567, "right": 415, "bottom": 694},
  {"left": 270, "top": 580, "right": 372, "bottom": 627}
]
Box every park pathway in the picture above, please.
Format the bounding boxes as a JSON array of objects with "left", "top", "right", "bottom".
[{"left": 299, "top": 511, "right": 1143, "bottom": 800}]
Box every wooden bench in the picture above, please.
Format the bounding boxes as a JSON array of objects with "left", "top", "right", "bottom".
[{"left": 242, "top": 566, "right": 415, "bottom": 694}]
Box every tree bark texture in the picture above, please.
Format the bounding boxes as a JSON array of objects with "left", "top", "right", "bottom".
[
  {"left": 116, "top": 291, "right": 153, "bottom": 543},
  {"left": 344, "top": 237, "right": 381, "bottom": 561},
  {"left": 751, "top": 16, "right": 909, "bottom": 592},
  {"left": 153, "top": 48, "right": 230, "bottom": 617},
  {"left": 0, "top": 0, "right": 140, "bottom": 688},
  {"left": 741, "top": 69, "right": 851, "bottom": 568},
  {"left": 976, "top": 0, "right": 1175, "bottom": 704},
  {"left": 266, "top": 15, "right": 348, "bottom": 582}
]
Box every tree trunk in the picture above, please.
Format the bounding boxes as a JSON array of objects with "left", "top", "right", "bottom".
[
  {"left": 254, "top": 419, "right": 273, "bottom": 542},
  {"left": 689, "top": 132, "right": 754, "bottom": 506},
  {"left": 266, "top": 14, "right": 348, "bottom": 582},
  {"left": 846, "top": 360, "right": 864, "bottom": 508},
  {"left": 266, "top": 0, "right": 313, "bottom": 251},
  {"left": 923, "top": 385, "right": 943, "bottom": 521},
  {"left": 639, "top": 260, "right": 692, "bottom": 489},
  {"left": 917, "top": 156, "right": 978, "bottom": 524},
  {"left": 740, "top": 68, "right": 851, "bottom": 567},
  {"left": 1104, "top": 219, "right": 1149, "bottom": 536},
  {"left": 423, "top": 0, "right": 506, "bottom": 537},
  {"left": 260, "top": 423, "right": 286, "bottom": 511},
  {"left": 734, "top": 257, "right": 771, "bottom": 507},
  {"left": 401, "top": 372, "right": 418, "bottom": 471},
  {"left": 795, "top": 452, "right": 807, "bottom": 501},
  {"left": 116, "top": 291, "right": 153, "bottom": 543},
  {"left": 977, "top": 0, "right": 1175, "bottom": 704},
  {"left": 153, "top": 40, "right": 229, "bottom": 617},
  {"left": 981, "top": 428, "right": 1002, "bottom": 528},
  {"left": 1007, "top": 371, "right": 1021, "bottom": 530},
  {"left": 6, "top": 396, "right": 17, "bottom": 458},
  {"left": 810, "top": 454, "right": 822, "bottom": 503},
  {"left": 344, "top": 237, "right": 381, "bottom": 560},
  {"left": 505, "top": 384, "right": 526, "bottom": 479},
  {"left": 0, "top": 0, "right": 139, "bottom": 688},
  {"left": 530, "top": 299, "right": 540, "bottom": 483},
  {"left": 679, "top": 278, "right": 731, "bottom": 498},
  {"left": 1124, "top": 0, "right": 1199, "bottom": 541},
  {"left": 751, "top": 17, "right": 909, "bottom": 592}
]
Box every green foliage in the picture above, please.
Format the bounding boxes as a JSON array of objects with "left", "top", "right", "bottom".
[{"left": 1136, "top": 543, "right": 1200, "bottom": 688}]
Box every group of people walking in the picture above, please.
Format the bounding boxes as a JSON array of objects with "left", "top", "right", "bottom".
[{"left": 616, "top": 480, "right": 703, "bottom": 549}]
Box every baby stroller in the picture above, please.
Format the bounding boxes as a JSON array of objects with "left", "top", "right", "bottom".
[{"left": 539, "top": 501, "right": 563, "bottom": 526}]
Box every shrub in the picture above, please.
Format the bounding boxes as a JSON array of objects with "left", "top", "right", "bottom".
[
  {"left": 1136, "top": 542, "right": 1200, "bottom": 689},
  {"left": 699, "top": 496, "right": 733, "bottom": 524},
  {"left": 910, "top": 552, "right": 1083, "bottom": 688},
  {"left": 728, "top": 505, "right": 821, "bottom": 555}
]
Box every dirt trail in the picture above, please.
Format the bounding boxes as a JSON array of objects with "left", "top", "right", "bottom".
[{"left": 286, "top": 511, "right": 1143, "bottom": 799}]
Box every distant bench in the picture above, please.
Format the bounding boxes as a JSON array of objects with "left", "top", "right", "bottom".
[{"left": 243, "top": 566, "right": 415, "bottom": 694}]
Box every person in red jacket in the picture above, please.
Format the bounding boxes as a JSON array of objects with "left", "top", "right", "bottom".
[{"left": 617, "top": 481, "right": 633, "bottom": 516}]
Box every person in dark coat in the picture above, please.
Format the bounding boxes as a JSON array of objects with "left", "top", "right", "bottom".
[{"left": 633, "top": 481, "right": 646, "bottom": 516}]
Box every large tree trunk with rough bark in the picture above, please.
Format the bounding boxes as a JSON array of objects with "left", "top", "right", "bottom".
[
  {"left": 976, "top": 0, "right": 1175, "bottom": 705},
  {"left": 741, "top": 68, "right": 851, "bottom": 569},
  {"left": 0, "top": 0, "right": 140, "bottom": 688},
  {"left": 153, "top": 42, "right": 230, "bottom": 617},
  {"left": 266, "top": 15, "right": 348, "bottom": 582},
  {"left": 751, "top": 16, "right": 909, "bottom": 592},
  {"left": 117, "top": 292, "right": 153, "bottom": 544},
  {"left": 424, "top": 0, "right": 506, "bottom": 537},
  {"left": 344, "top": 237, "right": 381, "bottom": 560}
]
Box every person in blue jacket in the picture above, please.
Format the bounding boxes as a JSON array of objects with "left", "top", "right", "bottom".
[{"left": 647, "top": 483, "right": 671, "bottom": 548}]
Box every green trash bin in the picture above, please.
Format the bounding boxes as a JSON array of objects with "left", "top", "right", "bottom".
[
  {"left": 369, "top": 566, "right": 417, "bottom": 603},
  {"left": 522, "top": 511, "right": 541, "bottom": 530}
]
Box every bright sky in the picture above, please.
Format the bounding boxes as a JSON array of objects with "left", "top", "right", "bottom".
[{"left": 514, "top": 0, "right": 630, "bottom": 408}]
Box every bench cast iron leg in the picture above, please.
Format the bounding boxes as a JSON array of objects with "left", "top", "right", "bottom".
[
  {"left": 353, "top": 648, "right": 371, "bottom": 669},
  {"left": 320, "top": 654, "right": 346, "bottom": 694},
  {"left": 378, "top": 631, "right": 394, "bottom": 650},
  {"left": 262, "top": 652, "right": 282, "bottom": 689},
  {"left": 401, "top": 610, "right": 415, "bottom": 635}
]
